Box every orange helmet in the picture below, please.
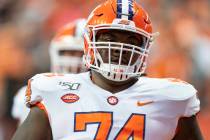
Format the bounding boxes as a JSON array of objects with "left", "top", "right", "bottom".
[
  {"left": 50, "top": 19, "right": 86, "bottom": 73},
  {"left": 84, "top": 0, "right": 158, "bottom": 81}
]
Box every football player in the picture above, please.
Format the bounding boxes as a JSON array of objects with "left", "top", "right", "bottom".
[
  {"left": 12, "top": 0, "right": 203, "bottom": 140},
  {"left": 11, "top": 18, "right": 86, "bottom": 125},
  {"left": 50, "top": 18, "right": 86, "bottom": 74}
]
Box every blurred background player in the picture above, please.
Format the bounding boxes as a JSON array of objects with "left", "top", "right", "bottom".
[
  {"left": 50, "top": 19, "right": 86, "bottom": 74},
  {"left": 11, "top": 18, "right": 86, "bottom": 125}
]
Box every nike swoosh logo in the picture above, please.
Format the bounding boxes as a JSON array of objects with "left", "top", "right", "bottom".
[{"left": 137, "top": 101, "right": 154, "bottom": 106}]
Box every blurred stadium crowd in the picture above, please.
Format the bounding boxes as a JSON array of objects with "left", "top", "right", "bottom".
[{"left": 0, "top": 0, "right": 209, "bottom": 139}]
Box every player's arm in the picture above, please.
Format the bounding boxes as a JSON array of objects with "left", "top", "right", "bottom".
[
  {"left": 172, "top": 115, "right": 203, "bottom": 140},
  {"left": 12, "top": 106, "right": 53, "bottom": 140}
]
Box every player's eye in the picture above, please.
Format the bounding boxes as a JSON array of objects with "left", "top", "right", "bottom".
[
  {"left": 127, "top": 35, "right": 146, "bottom": 48},
  {"left": 98, "top": 34, "right": 115, "bottom": 42},
  {"left": 104, "top": 37, "right": 114, "bottom": 42},
  {"left": 128, "top": 38, "right": 140, "bottom": 46}
]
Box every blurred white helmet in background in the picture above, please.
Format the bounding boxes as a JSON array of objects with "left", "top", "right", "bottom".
[{"left": 50, "top": 18, "right": 86, "bottom": 73}]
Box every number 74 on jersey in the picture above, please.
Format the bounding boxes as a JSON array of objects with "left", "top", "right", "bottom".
[{"left": 74, "top": 112, "right": 145, "bottom": 140}]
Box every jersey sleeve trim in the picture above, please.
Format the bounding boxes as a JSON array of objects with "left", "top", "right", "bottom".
[
  {"left": 25, "top": 79, "right": 33, "bottom": 105},
  {"left": 33, "top": 102, "right": 49, "bottom": 120},
  {"left": 25, "top": 78, "right": 42, "bottom": 108}
]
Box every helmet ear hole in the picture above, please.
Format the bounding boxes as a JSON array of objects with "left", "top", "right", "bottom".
[
  {"left": 96, "top": 13, "right": 104, "bottom": 17},
  {"left": 144, "top": 18, "right": 151, "bottom": 24}
]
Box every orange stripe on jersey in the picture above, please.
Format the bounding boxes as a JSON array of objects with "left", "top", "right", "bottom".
[
  {"left": 166, "top": 78, "right": 188, "bottom": 84},
  {"left": 43, "top": 73, "right": 64, "bottom": 77},
  {"left": 25, "top": 79, "right": 32, "bottom": 103},
  {"left": 34, "top": 102, "right": 49, "bottom": 120}
]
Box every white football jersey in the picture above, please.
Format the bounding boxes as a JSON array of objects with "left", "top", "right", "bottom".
[
  {"left": 26, "top": 72, "right": 200, "bottom": 140},
  {"left": 12, "top": 86, "right": 30, "bottom": 124}
]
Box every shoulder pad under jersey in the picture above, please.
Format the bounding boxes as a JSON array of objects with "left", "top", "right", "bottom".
[
  {"left": 157, "top": 78, "right": 197, "bottom": 101},
  {"left": 25, "top": 73, "right": 75, "bottom": 107},
  {"left": 30, "top": 73, "right": 67, "bottom": 92},
  {"left": 138, "top": 77, "right": 197, "bottom": 101}
]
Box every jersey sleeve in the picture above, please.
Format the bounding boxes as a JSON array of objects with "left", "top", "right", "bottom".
[
  {"left": 25, "top": 73, "right": 65, "bottom": 120},
  {"left": 24, "top": 74, "right": 50, "bottom": 121},
  {"left": 183, "top": 94, "right": 200, "bottom": 117},
  {"left": 25, "top": 73, "right": 61, "bottom": 107},
  {"left": 25, "top": 78, "right": 43, "bottom": 108},
  {"left": 157, "top": 79, "right": 201, "bottom": 117}
]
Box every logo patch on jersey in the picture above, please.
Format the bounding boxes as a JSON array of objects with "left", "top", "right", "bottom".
[
  {"left": 107, "top": 96, "right": 118, "bottom": 105},
  {"left": 59, "top": 82, "right": 80, "bottom": 90},
  {"left": 61, "top": 93, "right": 79, "bottom": 103},
  {"left": 137, "top": 101, "right": 154, "bottom": 107}
]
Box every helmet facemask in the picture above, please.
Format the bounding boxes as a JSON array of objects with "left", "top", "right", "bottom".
[{"left": 84, "top": 21, "right": 156, "bottom": 82}]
